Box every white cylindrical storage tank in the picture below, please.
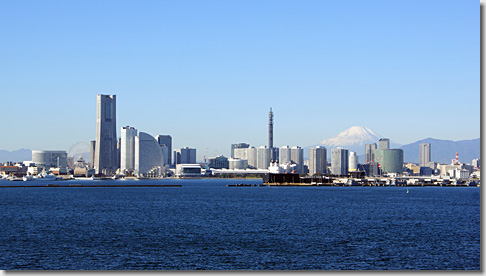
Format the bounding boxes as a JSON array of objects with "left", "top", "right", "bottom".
[{"left": 229, "top": 159, "right": 248, "bottom": 170}]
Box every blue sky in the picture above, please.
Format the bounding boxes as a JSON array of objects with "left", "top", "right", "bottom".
[{"left": 0, "top": 0, "right": 479, "bottom": 160}]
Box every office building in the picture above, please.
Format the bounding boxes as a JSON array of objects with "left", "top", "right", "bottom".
[
  {"left": 365, "top": 143, "right": 377, "bottom": 163},
  {"left": 279, "top": 146, "right": 291, "bottom": 164},
  {"left": 472, "top": 159, "right": 480, "bottom": 169},
  {"left": 32, "top": 150, "right": 68, "bottom": 169},
  {"left": 374, "top": 149, "right": 404, "bottom": 174},
  {"left": 331, "top": 148, "right": 349, "bottom": 176},
  {"left": 120, "top": 126, "right": 138, "bottom": 173},
  {"left": 209, "top": 155, "right": 229, "bottom": 169},
  {"left": 257, "top": 146, "right": 270, "bottom": 170},
  {"left": 156, "top": 135, "right": 172, "bottom": 165},
  {"left": 94, "top": 94, "right": 117, "bottom": 175},
  {"left": 349, "top": 151, "right": 358, "bottom": 171},
  {"left": 174, "top": 147, "right": 197, "bottom": 164},
  {"left": 231, "top": 143, "right": 250, "bottom": 158},
  {"left": 135, "top": 132, "right": 164, "bottom": 177},
  {"left": 247, "top": 146, "right": 257, "bottom": 168},
  {"left": 419, "top": 143, "right": 431, "bottom": 167},
  {"left": 309, "top": 146, "right": 327, "bottom": 175},
  {"left": 159, "top": 145, "right": 169, "bottom": 166},
  {"left": 90, "top": 140, "right": 96, "bottom": 168},
  {"left": 378, "top": 138, "right": 390, "bottom": 150},
  {"left": 290, "top": 146, "right": 304, "bottom": 173},
  {"left": 234, "top": 148, "right": 249, "bottom": 160}
]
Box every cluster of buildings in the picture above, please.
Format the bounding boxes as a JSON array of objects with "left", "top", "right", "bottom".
[{"left": 0, "top": 94, "right": 480, "bottom": 183}]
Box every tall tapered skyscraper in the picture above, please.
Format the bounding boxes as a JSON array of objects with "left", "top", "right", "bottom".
[{"left": 94, "top": 94, "right": 117, "bottom": 175}]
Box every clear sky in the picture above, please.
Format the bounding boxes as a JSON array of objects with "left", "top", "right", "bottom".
[{"left": 0, "top": 0, "right": 479, "bottom": 161}]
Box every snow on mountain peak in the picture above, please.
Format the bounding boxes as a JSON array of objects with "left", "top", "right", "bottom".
[{"left": 318, "top": 126, "right": 382, "bottom": 149}]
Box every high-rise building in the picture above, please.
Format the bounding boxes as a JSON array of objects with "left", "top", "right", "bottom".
[
  {"left": 331, "top": 148, "right": 349, "bottom": 176},
  {"left": 94, "top": 94, "right": 117, "bottom": 175},
  {"left": 231, "top": 143, "right": 250, "bottom": 158},
  {"left": 472, "top": 159, "right": 480, "bottom": 169},
  {"left": 135, "top": 132, "right": 164, "bottom": 177},
  {"left": 247, "top": 147, "right": 257, "bottom": 168},
  {"left": 257, "top": 146, "right": 270, "bottom": 170},
  {"left": 365, "top": 143, "right": 377, "bottom": 163},
  {"left": 174, "top": 147, "right": 197, "bottom": 164},
  {"left": 378, "top": 138, "right": 390, "bottom": 150},
  {"left": 90, "top": 140, "right": 96, "bottom": 168},
  {"left": 309, "top": 146, "right": 327, "bottom": 175},
  {"left": 234, "top": 148, "right": 249, "bottom": 160},
  {"left": 290, "top": 146, "right": 304, "bottom": 173},
  {"left": 419, "top": 143, "right": 431, "bottom": 167},
  {"left": 279, "top": 146, "right": 291, "bottom": 164},
  {"left": 349, "top": 151, "right": 358, "bottom": 171},
  {"left": 120, "top": 126, "right": 138, "bottom": 173},
  {"left": 159, "top": 145, "right": 169, "bottom": 166},
  {"left": 156, "top": 135, "right": 172, "bottom": 165}
]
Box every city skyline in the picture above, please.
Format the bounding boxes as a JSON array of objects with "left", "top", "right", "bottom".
[{"left": 0, "top": 1, "right": 479, "bottom": 161}]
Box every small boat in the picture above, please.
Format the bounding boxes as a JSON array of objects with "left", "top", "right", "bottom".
[
  {"left": 406, "top": 189, "right": 409, "bottom": 194},
  {"left": 34, "top": 172, "right": 59, "bottom": 181}
]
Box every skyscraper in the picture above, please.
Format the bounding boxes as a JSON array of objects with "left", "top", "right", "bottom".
[
  {"left": 279, "top": 145, "right": 291, "bottom": 164},
  {"left": 90, "top": 140, "right": 96, "bottom": 168},
  {"left": 120, "top": 126, "right": 138, "bottom": 173},
  {"left": 419, "top": 143, "right": 431, "bottom": 167},
  {"left": 331, "top": 148, "right": 349, "bottom": 176},
  {"left": 257, "top": 146, "right": 270, "bottom": 170},
  {"left": 174, "top": 147, "right": 197, "bottom": 164},
  {"left": 247, "top": 146, "right": 257, "bottom": 168},
  {"left": 135, "top": 132, "right": 164, "bottom": 177},
  {"left": 94, "top": 94, "right": 117, "bottom": 175},
  {"left": 309, "top": 146, "right": 327, "bottom": 175},
  {"left": 231, "top": 143, "right": 250, "bottom": 158},
  {"left": 378, "top": 138, "right": 390, "bottom": 150},
  {"left": 290, "top": 146, "right": 304, "bottom": 173},
  {"left": 156, "top": 135, "right": 172, "bottom": 165},
  {"left": 365, "top": 143, "right": 377, "bottom": 163}
]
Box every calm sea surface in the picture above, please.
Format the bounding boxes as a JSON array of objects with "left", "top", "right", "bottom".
[{"left": 0, "top": 178, "right": 480, "bottom": 270}]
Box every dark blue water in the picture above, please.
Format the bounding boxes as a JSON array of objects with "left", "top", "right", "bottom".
[{"left": 0, "top": 179, "right": 480, "bottom": 270}]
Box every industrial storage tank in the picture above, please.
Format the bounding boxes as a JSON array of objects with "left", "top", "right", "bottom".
[{"left": 374, "top": 149, "right": 404, "bottom": 174}]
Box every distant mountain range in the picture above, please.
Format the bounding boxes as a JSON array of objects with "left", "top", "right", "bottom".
[
  {"left": 305, "top": 126, "right": 480, "bottom": 165},
  {"left": 399, "top": 138, "right": 480, "bottom": 164},
  {"left": 0, "top": 149, "right": 32, "bottom": 163}
]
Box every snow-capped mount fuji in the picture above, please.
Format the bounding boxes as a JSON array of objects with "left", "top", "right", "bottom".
[
  {"left": 318, "top": 126, "right": 381, "bottom": 150},
  {"left": 310, "top": 126, "right": 401, "bottom": 156}
]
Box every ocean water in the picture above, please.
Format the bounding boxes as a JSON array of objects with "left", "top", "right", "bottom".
[{"left": 0, "top": 179, "right": 480, "bottom": 270}]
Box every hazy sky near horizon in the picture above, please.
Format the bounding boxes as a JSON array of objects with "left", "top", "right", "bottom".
[{"left": 0, "top": 0, "right": 479, "bottom": 160}]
